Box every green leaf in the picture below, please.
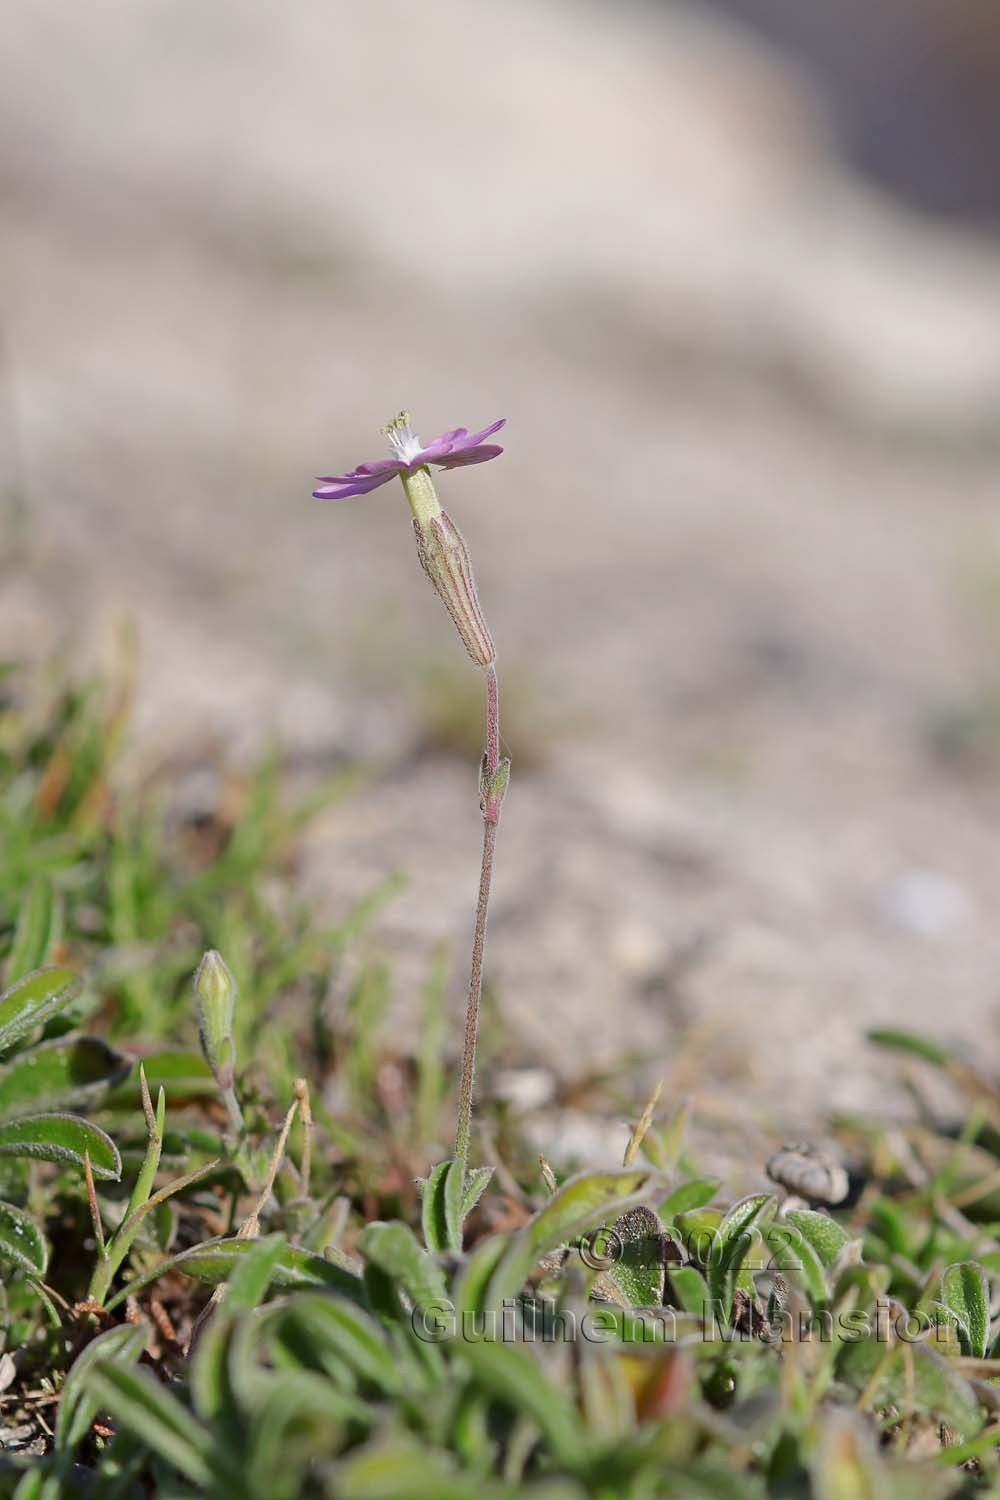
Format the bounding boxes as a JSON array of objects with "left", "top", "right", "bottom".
[
  {"left": 0, "top": 1036, "right": 127, "bottom": 1122},
  {"left": 419, "top": 1158, "right": 446, "bottom": 1254},
  {"left": 667, "top": 1264, "right": 711, "bottom": 1318},
  {"left": 605, "top": 1206, "right": 667, "bottom": 1308},
  {"left": 487, "top": 1170, "right": 652, "bottom": 1308},
  {"left": 837, "top": 1338, "right": 982, "bottom": 1439},
  {"left": 246, "top": 1368, "right": 364, "bottom": 1495},
  {"left": 423, "top": 1162, "right": 491, "bottom": 1254},
  {"left": 0, "top": 968, "right": 81, "bottom": 1056},
  {"left": 6, "top": 880, "right": 61, "bottom": 985},
  {"left": 867, "top": 1198, "right": 911, "bottom": 1255},
  {"left": 461, "top": 1340, "right": 580, "bottom": 1468},
  {"left": 940, "top": 1261, "right": 990, "bottom": 1358},
  {"left": 866, "top": 1028, "right": 952, "bottom": 1067},
  {"left": 87, "top": 1362, "right": 217, "bottom": 1488},
  {"left": 357, "top": 1221, "right": 449, "bottom": 1310},
  {"left": 832, "top": 1262, "right": 891, "bottom": 1316},
  {"left": 442, "top": 1158, "right": 465, "bottom": 1252},
  {"left": 189, "top": 1236, "right": 288, "bottom": 1422},
  {"left": 224, "top": 1230, "right": 289, "bottom": 1312},
  {"left": 277, "top": 1292, "right": 402, "bottom": 1395},
  {"left": 708, "top": 1194, "right": 776, "bottom": 1322},
  {"left": 0, "top": 1112, "right": 120, "bottom": 1179},
  {"left": 0, "top": 1199, "right": 47, "bottom": 1274},
  {"left": 335, "top": 1440, "right": 506, "bottom": 1500},
  {"left": 55, "top": 1322, "right": 147, "bottom": 1452},
  {"left": 104, "top": 1234, "right": 363, "bottom": 1313},
  {"left": 589, "top": 1303, "right": 694, "bottom": 1347},
  {"left": 765, "top": 1221, "right": 829, "bottom": 1306},
  {"left": 783, "top": 1209, "right": 854, "bottom": 1269},
  {"left": 461, "top": 1167, "right": 493, "bottom": 1221},
  {"left": 103, "top": 1050, "right": 216, "bottom": 1107},
  {"left": 421, "top": 1161, "right": 452, "bottom": 1254},
  {"left": 453, "top": 1236, "right": 509, "bottom": 1324},
  {"left": 925, "top": 1300, "right": 964, "bottom": 1354},
  {"left": 658, "top": 1178, "right": 721, "bottom": 1221}
]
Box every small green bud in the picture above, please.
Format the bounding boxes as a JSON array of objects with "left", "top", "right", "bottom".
[
  {"left": 194, "top": 949, "right": 236, "bottom": 1089},
  {"left": 479, "top": 755, "right": 511, "bottom": 809}
]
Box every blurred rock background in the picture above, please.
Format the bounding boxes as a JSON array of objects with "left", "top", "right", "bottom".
[{"left": 3, "top": 0, "right": 1000, "bottom": 1150}]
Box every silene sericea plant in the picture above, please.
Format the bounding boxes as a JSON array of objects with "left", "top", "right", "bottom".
[{"left": 314, "top": 413, "right": 510, "bottom": 1190}]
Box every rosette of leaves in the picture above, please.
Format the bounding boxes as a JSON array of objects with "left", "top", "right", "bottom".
[
  {"left": 0, "top": 964, "right": 124, "bottom": 1279},
  {"left": 26, "top": 1159, "right": 998, "bottom": 1496}
]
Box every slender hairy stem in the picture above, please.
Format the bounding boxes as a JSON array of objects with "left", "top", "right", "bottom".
[{"left": 454, "top": 664, "right": 503, "bottom": 1173}]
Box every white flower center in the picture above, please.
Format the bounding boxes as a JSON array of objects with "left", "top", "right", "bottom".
[{"left": 384, "top": 413, "right": 424, "bottom": 465}]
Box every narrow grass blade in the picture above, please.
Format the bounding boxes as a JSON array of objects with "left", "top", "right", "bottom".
[{"left": 6, "top": 880, "right": 61, "bottom": 985}]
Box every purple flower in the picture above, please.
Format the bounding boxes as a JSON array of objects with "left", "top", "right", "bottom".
[{"left": 313, "top": 414, "right": 505, "bottom": 501}]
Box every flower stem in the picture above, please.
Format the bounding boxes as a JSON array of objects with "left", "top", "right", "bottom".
[{"left": 454, "top": 663, "right": 503, "bottom": 1174}]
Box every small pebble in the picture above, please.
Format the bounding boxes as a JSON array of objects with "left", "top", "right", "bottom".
[{"left": 882, "top": 869, "right": 971, "bottom": 939}]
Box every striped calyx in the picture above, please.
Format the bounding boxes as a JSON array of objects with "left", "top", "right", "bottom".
[{"left": 412, "top": 510, "right": 496, "bottom": 668}]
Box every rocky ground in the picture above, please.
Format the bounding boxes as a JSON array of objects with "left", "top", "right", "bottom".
[{"left": 3, "top": 0, "right": 1000, "bottom": 1169}]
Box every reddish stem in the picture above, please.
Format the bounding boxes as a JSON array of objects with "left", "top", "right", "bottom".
[{"left": 454, "top": 663, "right": 502, "bottom": 1170}]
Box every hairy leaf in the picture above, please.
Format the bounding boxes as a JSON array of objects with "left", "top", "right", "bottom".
[
  {"left": 605, "top": 1206, "right": 668, "bottom": 1308},
  {"left": 56, "top": 1323, "right": 147, "bottom": 1452},
  {"left": 488, "top": 1170, "right": 652, "bottom": 1308},
  {"left": 0, "top": 1113, "right": 120, "bottom": 1179},
  {"left": 940, "top": 1261, "right": 990, "bottom": 1358},
  {"left": 0, "top": 1037, "right": 127, "bottom": 1123},
  {"left": 461, "top": 1167, "right": 493, "bottom": 1222},
  {"left": 357, "top": 1221, "right": 449, "bottom": 1310},
  {"left": 461, "top": 1340, "right": 580, "bottom": 1467},
  {"left": 707, "top": 1194, "right": 776, "bottom": 1322},
  {"left": 667, "top": 1264, "right": 711, "bottom": 1318},
  {"left": 765, "top": 1221, "right": 829, "bottom": 1306},
  {"left": 421, "top": 1160, "right": 453, "bottom": 1254},
  {"left": 0, "top": 1199, "right": 47, "bottom": 1275},
  {"left": 783, "top": 1209, "right": 853, "bottom": 1269},
  {"left": 87, "top": 1363, "right": 216, "bottom": 1488},
  {"left": 277, "top": 1292, "right": 402, "bottom": 1395},
  {"left": 659, "top": 1178, "right": 721, "bottom": 1221},
  {"left": 0, "top": 968, "right": 81, "bottom": 1056},
  {"left": 104, "top": 1234, "right": 363, "bottom": 1313}
]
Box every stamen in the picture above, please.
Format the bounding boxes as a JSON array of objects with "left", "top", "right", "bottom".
[{"left": 382, "top": 410, "right": 423, "bottom": 464}]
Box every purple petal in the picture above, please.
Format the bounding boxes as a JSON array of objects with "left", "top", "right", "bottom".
[
  {"left": 419, "top": 419, "right": 506, "bottom": 465},
  {"left": 315, "top": 458, "right": 404, "bottom": 483},
  {"left": 351, "top": 458, "right": 406, "bottom": 478},
  {"left": 465, "top": 418, "right": 506, "bottom": 446},
  {"left": 313, "top": 470, "right": 397, "bottom": 500},
  {"left": 416, "top": 439, "right": 459, "bottom": 464},
  {"left": 433, "top": 443, "right": 504, "bottom": 469}
]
